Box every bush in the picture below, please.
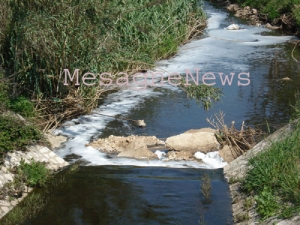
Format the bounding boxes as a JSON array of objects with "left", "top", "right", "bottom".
[
  {"left": 0, "top": 72, "right": 9, "bottom": 112},
  {"left": 9, "top": 96, "right": 35, "bottom": 117},
  {"left": 17, "top": 159, "right": 50, "bottom": 187},
  {"left": 0, "top": 115, "right": 43, "bottom": 157}
]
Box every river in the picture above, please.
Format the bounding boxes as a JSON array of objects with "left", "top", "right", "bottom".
[{"left": 27, "top": 1, "right": 300, "bottom": 224}]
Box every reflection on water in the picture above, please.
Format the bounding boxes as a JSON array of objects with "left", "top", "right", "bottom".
[{"left": 29, "top": 166, "right": 233, "bottom": 225}]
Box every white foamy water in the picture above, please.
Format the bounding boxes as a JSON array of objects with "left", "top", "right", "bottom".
[{"left": 54, "top": 4, "right": 295, "bottom": 169}]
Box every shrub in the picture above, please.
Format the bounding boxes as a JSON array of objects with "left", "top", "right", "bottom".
[
  {"left": 17, "top": 159, "right": 50, "bottom": 187},
  {"left": 0, "top": 115, "right": 43, "bottom": 157},
  {"left": 0, "top": 72, "right": 9, "bottom": 112},
  {"left": 9, "top": 96, "right": 35, "bottom": 118}
]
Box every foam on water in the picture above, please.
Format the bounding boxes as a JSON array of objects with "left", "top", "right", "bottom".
[{"left": 54, "top": 4, "right": 295, "bottom": 169}]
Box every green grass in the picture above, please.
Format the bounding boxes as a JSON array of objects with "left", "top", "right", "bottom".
[{"left": 242, "top": 126, "right": 300, "bottom": 220}]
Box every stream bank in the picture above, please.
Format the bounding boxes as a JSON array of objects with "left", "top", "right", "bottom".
[
  {"left": 210, "top": 0, "right": 300, "bottom": 37},
  {"left": 224, "top": 120, "right": 300, "bottom": 224}
]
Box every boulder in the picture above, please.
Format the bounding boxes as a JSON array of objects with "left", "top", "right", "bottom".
[
  {"left": 88, "top": 135, "right": 164, "bottom": 154},
  {"left": 117, "top": 140, "right": 157, "bottom": 159},
  {"left": 165, "top": 132, "right": 220, "bottom": 153},
  {"left": 218, "top": 145, "right": 236, "bottom": 163}
]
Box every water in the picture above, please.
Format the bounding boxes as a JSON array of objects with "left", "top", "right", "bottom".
[
  {"left": 30, "top": 167, "right": 232, "bottom": 225},
  {"left": 25, "top": 1, "right": 300, "bottom": 224}
]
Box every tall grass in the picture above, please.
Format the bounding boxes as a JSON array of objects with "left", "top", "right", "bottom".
[
  {"left": 242, "top": 126, "right": 300, "bottom": 219},
  {"left": 0, "top": 0, "right": 205, "bottom": 98}
]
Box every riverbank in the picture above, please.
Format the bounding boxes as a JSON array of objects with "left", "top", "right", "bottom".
[
  {"left": 224, "top": 119, "right": 300, "bottom": 224},
  {"left": 210, "top": 0, "right": 300, "bottom": 37},
  {"left": 0, "top": 0, "right": 206, "bottom": 133}
]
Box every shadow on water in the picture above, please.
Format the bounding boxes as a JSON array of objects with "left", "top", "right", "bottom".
[{"left": 26, "top": 166, "right": 233, "bottom": 225}]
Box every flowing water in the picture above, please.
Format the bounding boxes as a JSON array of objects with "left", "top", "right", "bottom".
[{"left": 26, "top": 1, "right": 300, "bottom": 224}]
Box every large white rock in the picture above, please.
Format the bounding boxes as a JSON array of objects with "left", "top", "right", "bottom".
[{"left": 165, "top": 131, "right": 220, "bottom": 153}]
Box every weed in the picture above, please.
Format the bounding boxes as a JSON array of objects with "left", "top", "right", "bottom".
[
  {"left": 244, "top": 197, "right": 254, "bottom": 210},
  {"left": 242, "top": 127, "right": 300, "bottom": 220},
  {"left": 0, "top": 115, "right": 44, "bottom": 159},
  {"left": 9, "top": 96, "right": 35, "bottom": 118},
  {"left": 0, "top": 71, "right": 9, "bottom": 113},
  {"left": 228, "top": 177, "right": 241, "bottom": 184},
  {"left": 235, "top": 213, "right": 250, "bottom": 223},
  {"left": 17, "top": 159, "right": 50, "bottom": 187},
  {"left": 180, "top": 78, "right": 222, "bottom": 110},
  {"left": 255, "top": 186, "right": 280, "bottom": 220}
]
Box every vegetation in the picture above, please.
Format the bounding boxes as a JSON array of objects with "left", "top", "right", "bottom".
[
  {"left": 16, "top": 159, "right": 50, "bottom": 187},
  {"left": 207, "top": 111, "right": 263, "bottom": 158},
  {"left": 0, "top": 0, "right": 206, "bottom": 131},
  {"left": 0, "top": 115, "right": 45, "bottom": 159},
  {"left": 234, "top": 0, "right": 300, "bottom": 29},
  {"left": 241, "top": 97, "right": 300, "bottom": 220},
  {"left": 0, "top": 160, "right": 50, "bottom": 201},
  {"left": 180, "top": 78, "right": 222, "bottom": 110}
]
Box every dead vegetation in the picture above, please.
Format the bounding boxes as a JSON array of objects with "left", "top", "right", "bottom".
[
  {"left": 207, "top": 111, "right": 264, "bottom": 158},
  {"left": 34, "top": 87, "right": 111, "bottom": 133}
]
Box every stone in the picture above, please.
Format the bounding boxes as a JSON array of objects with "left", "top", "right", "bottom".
[
  {"left": 165, "top": 132, "right": 220, "bottom": 153},
  {"left": 226, "top": 4, "right": 239, "bottom": 12},
  {"left": 117, "top": 140, "right": 158, "bottom": 159},
  {"left": 88, "top": 135, "right": 164, "bottom": 154},
  {"left": 218, "top": 145, "right": 236, "bottom": 163}
]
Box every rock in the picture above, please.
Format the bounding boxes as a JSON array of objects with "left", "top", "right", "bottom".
[
  {"left": 218, "top": 145, "right": 236, "bottom": 163},
  {"left": 165, "top": 132, "right": 220, "bottom": 153},
  {"left": 244, "top": 6, "right": 251, "bottom": 11},
  {"left": 252, "top": 8, "right": 258, "bottom": 14},
  {"left": 132, "top": 120, "right": 146, "bottom": 127},
  {"left": 265, "top": 23, "right": 281, "bottom": 30},
  {"left": 226, "top": 4, "right": 239, "bottom": 12},
  {"left": 45, "top": 133, "right": 67, "bottom": 149},
  {"left": 88, "top": 135, "right": 164, "bottom": 154},
  {"left": 117, "top": 140, "right": 157, "bottom": 159}
]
